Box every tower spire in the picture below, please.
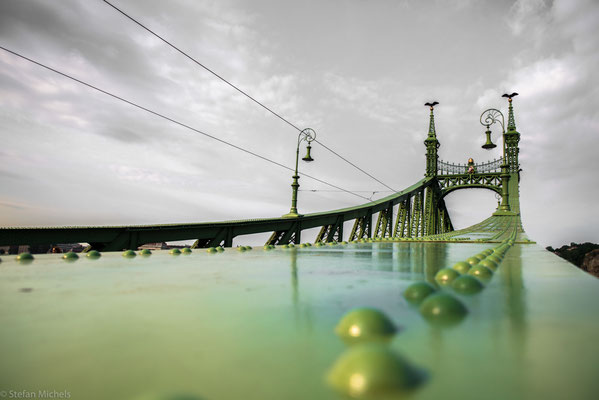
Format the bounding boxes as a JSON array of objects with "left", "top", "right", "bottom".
[
  {"left": 425, "top": 101, "right": 439, "bottom": 138},
  {"left": 424, "top": 101, "right": 440, "bottom": 177},
  {"left": 502, "top": 92, "right": 518, "bottom": 132}
]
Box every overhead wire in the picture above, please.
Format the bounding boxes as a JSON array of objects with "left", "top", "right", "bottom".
[
  {"left": 101, "top": 0, "right": 397, "bottom": 192},
  {"left": 0, "top": 46, "right": 371, "bottom": 201},
  {"left": 300, "top": 189, "right": 394, "bottom": 201},
  {"left": 300, "top": 190, "right": 394, "bottom": 193}
]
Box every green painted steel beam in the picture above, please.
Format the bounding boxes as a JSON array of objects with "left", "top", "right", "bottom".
[{"left": 0, "top": 178, "right": 441, "bottom": 249}]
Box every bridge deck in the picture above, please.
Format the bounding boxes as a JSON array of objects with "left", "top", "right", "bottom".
[
  {"left": 417, "top": 214, "right": 532, "bottom": 243},
  {"left": 1, "top": 240, "right": 597, "bottom": 399}
]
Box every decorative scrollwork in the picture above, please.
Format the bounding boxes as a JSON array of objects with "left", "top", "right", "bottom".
[
  {"left": 480, "top": 108, "right": 505, "bottom": 133},
  {"left": 299, "top": 127, "right": 316, "bottom": 143}
]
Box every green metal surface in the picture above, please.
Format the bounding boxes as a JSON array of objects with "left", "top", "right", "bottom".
[{"left": 1, "top": 241, "right": 598, "bottom": 400}]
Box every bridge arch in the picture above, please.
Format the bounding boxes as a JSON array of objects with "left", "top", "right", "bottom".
[{"left": 441, "top": 184, "right": 501, "bottom": 199}]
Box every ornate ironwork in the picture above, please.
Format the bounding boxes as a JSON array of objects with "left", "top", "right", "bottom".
[
  {"left": 437, "top": 158, "right": 504, "bottom": 175},
  {"left": 480, "top": 108, "right": 505, "bottom": 133}
]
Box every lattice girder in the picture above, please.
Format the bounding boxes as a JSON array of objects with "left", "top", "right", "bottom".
[
  {"left": 315, "top": 215, "right": 344, "bottom": 243},
  {"left": 374, "top": 203, "right": 394, "bottom": 238}
]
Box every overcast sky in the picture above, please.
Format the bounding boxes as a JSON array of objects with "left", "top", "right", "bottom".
[{"left": 0, "top": 0, "right": 597, "bottom": 247}]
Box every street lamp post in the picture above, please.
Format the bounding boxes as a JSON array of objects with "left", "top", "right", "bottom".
[
  {"left": 479, "top": 102, "right": 511, "bottom": 212},
  {"left": 282, "top": 128, "right": 316, "bottom": 218}
]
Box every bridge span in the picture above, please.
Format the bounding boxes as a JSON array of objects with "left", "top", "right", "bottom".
[{"left": 0, "top": 97, "right": 525, "bottom": 252}]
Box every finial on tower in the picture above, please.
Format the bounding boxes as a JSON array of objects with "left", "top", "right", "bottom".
[
  {"left": 424, "top": 101, "right": 439, "bottom": 137},
  {"left": 502, "top": 92, "right": 518, "bottom": 132}
]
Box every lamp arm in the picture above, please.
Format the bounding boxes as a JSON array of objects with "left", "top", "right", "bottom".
[{"left": 480, "top": 108, "right": 505, "bottom": 133}]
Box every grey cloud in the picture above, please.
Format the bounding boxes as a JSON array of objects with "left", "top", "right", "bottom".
[{"left": 0, "top": 0, "right": 597, "bottom": 248}]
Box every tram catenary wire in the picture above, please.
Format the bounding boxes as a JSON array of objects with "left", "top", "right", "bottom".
[
  {"left": 0, "top": 46, "right": 372, "bottom": 201},
  {"left": 101, "top": 0, "right": 397, "bottom": 192}
]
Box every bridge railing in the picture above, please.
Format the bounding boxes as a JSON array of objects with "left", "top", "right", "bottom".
[{"left": 437, "top": 158, "right": 503, "bottom": 175}]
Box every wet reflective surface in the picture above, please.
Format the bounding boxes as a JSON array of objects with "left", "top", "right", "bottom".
[{"left": 1, "top": 243, "right": 598, "bottom": 399}]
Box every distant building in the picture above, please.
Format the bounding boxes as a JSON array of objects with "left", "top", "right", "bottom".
[
  {"left": 53, "top": 243, "right": 85, "bottom": 253},
  {"left": 138, "top": 242, "right": 169, "bottom": 250},
  {"left": 0, "top": 243, "right": 84, "bottom": 254}
]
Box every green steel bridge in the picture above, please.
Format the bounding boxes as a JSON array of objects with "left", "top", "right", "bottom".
[
  {"left": 1, "top": 97, "right": 598, "bottom": 400},
  {"left": 0, "top": 97, "right": 527, "bottom": 251}
]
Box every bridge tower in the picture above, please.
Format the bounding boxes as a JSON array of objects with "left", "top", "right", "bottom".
[
  {"left": 420, "top": 102, "right": 449, "bottom": 236},
  {"left": 501, "top": 96, "right": 522, "bottom": 215},
  {"left": 505, "top": 97, "right": 521, "bottom": 173}
]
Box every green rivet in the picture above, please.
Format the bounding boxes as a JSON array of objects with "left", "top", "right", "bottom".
[
  {"left": 237, "top": 246, "right": 246, "bottom": 252},
  {"left": 86, "top": 250, "right": 102, "bottom": 258},
  {"left": 419, "top": 293, "right": 468, "bottom": 325},
  {"left": 328, "top": 242, "right": 336, "bottom": 246},
  {"left": 468, "top": 265, "right": 493, "bottom": 282},
  {"left": 326, "top": 344, "right": 425, "bottom": 397},
  {"left": 16, "top": 252, "right": 34, "bottom": 262},
  {"left": 288, "top": 243, "right": 295, "bottom": 248},
  {"left": 452, "top": 260, "right": 471, "bottom": 274},
  {"left": 466, "top": 256, "right": 480, "bottom": 266},
  {"left": 139, "top": 249, "right": 152, "bottom": 256},
  {"left": 282, "top": 244, "right": 289, "bottom": 249},
  {"left": 341, "top": 241, "right": 348, "bottom": 245},
  {"left": 403, "top": 282, "right": 437, "bottom": 305},
  {"left": 169, "top": 248, "right": 181, "bottom": 255},
  {"left": 246, "top": 246, "right": 252, "bottom": 250},
  {"left": 181, "top": 247, "right": 192, "bottom": 254},
  {"left": 451, "top": 275, "right": 484, "bottom": 295},
  {"left": 434, "top": 268, "right": 461, "bottom": 286},
  {"left": 486, "top": 255, "right": 501, "bottom": 264},
  {"left": 216, "top": 246, "right": 225, "bottom": 252},
  {"left": 122, "top": 250, "right": 136, "bottom": 258},
  {"left": 62, "top": 251, "right": 79, "bottom": 261},
  {"left": 335, "top": 308, "right": 398, "bottom": 345},
  {"left": 479, "top": 259, "right": 498, "bottom": 271},
  {"left": 206, "top": 247, "right": 217, "bottom": 253},
  {"left": 315, "top": 243, "right": 324, "bottom": 247}
]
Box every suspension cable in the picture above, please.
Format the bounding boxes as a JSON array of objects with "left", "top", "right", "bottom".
[{"left": 0, "top": 46, "right": 371, "bottom": 201}]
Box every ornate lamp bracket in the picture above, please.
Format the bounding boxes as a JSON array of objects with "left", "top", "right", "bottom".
[{"left": 480, "top": 108, "right": 505, "bottom": 134}]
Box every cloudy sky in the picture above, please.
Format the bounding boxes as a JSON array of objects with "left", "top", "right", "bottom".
[{"left": 0, "top": 0, "right": 597, "bottom": 247}]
